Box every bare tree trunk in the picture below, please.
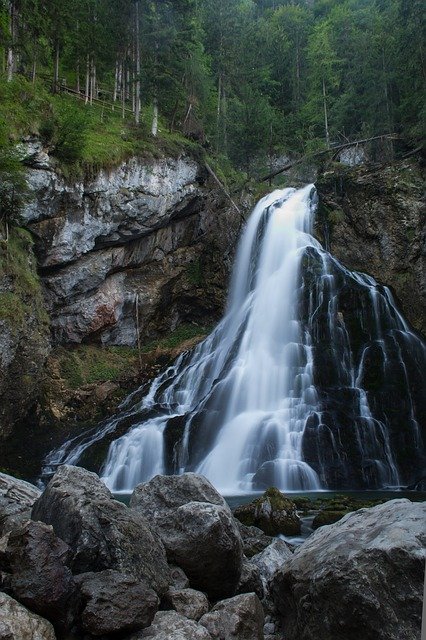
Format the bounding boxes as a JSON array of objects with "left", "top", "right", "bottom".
[
  {"left": 31, "top": 56, "right": 37, "bottom": 84},
  {"left": 216, "top": 75, "right": 222, "bottom": 152},
  {"left": 6, "top": 1, "right": 15, "bottom": 82},
  {"left": 53, "top": 41, "right": 60, "bottom": 93},
  {"left": 113, "top": 58, "right": 119, "bottom": 105},
  {"left": 85, "top": 54, "right": 90, "bottom": 103},
  {"left": 322, "top": 78, "right": 330, "bottom": 148},
  {"left": 135, "top": 0, "right": 141, "bottom": 124},
  {"left": 76, "top": 60, "right": 80, "bottom": 93},
  {"left": 151, "top": 97, "right": 158, "bottom": 136}
]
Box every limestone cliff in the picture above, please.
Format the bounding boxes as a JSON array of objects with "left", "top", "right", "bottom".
[{"left": 316, "top": 157, "right": 425, "bottom": 336}]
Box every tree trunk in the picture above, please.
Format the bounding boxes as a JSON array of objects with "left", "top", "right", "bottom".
[
  {"left": 6, "top": 1, "right": 15, "bottom": 82},
  {"left": 322, "top": 77, "right": 330, "bottom": 148},
  {"left": 53, "top": 41, "right": 60, "bottom": 93},
  {"left": 135, "top": 0, "right": 141, "bottom": 125},
  {"left": 216, "top": 75, "right": 222, "bottom": 152},
  {"left": 85, "top": 54, "right": 90, "bottom": 103},
  {"left": 151, "top": 97, "right": 158, "bottom": 136}
]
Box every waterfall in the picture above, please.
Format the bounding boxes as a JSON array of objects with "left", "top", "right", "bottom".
[{"left": 42, "top": 185, "right": 426, "bottom": 493}]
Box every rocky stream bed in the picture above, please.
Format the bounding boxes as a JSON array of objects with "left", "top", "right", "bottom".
[{"left": 0, "top": 468, "right": 424, "bottom": 640}]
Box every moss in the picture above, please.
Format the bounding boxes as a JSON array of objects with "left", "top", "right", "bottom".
[
  {"left": 312, "top": 510, "right": 348, "bottom": 529},
  {"left": 141, "top": 323, "right": 211, "bottom": 353},
  {"left": 186, "top": 259, "right": 203, "bottom": 286}
]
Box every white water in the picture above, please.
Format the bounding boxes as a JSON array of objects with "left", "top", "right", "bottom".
[{"left": 42, "top": 185, "right": 424, "bottom": 493}]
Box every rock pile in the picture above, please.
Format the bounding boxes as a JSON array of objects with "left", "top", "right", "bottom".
[{"left": 0, "top": 468, "right": 424, "bottom": 640}]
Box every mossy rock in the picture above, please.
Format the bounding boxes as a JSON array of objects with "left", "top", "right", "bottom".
[
  {"left": 233, "top": 487, "right": 301, "bottom": 537},
  {"left": 312, "top": 509, "right": 349, "bottom": 529}
]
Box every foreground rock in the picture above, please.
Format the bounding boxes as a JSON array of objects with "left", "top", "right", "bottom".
[
  {"left": 164, "top": 588, "right": 209, "bottom": 621},
  {"left": 236, "top": 522, "right": 274, "bottom": 558},
  {"left": 272, "top": 499, "right": 426, "bottom": 640},
  {"left": 75, "top": 570, "right": 158, "bottom": 636},
  {"left": 31, "top": 465, "right": 170, "bottom": 594},
  {"left": 0, "top": 592, "right": 56, "bottom": 640},
  {"left": 130, "top": 474, "right": 243, "bottom": 600},
  {"left": 234, "top": 488, "right": 300, "bottom": 536},
  {"left": 199, "top": 593, "right": 264, "bottom": 640},
  {"left": 251, "top": 539, "right": 293, "bottom": 593},
  {"left": 2, "top": 521, "right": 76, "bottom": 630},
  {"left": 0, "top": 473, "right": 41, "bottom": 536},
  {"left": 131, "top": 610, "right": 212, "bottom": 639}
]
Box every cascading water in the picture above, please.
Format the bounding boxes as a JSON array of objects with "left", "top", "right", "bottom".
[{"left": 42, "top": 185, "right": 426, "bottom": 493}]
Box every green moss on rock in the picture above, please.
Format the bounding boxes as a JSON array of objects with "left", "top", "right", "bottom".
[{"left": 233, "top": 487, "right": 301, "bottom": 536}]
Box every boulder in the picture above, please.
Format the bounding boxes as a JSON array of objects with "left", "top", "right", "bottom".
[
  {"left": 271, "top": 499, "right": 426, "bottom": 640},
  {"left": 131, "top": 610, "right": 212, "bottom": 639},
  {"left": 233, "top": 488, "right": 300, "bottom": 536},
  {"left": 164, "top": 588, "right": 209, "bottom": 621},
  {"left": 235, "top": 559, "right": 264, "bottom": 599},
  {"left": 130, "top": 474, "right": 243, "bottom": 600},
  {"left": 0, "top": 592, "right": 56, "bottom": 640},
  {"left": 75, "top": 570, "right": 158, "bottom": 636},
  {"left": 0, "top": 473, "right": 41, "bottom": 536},
  {"left": 199, "top": 593, "right": 264, "bottom": 640},
  {"left": 169, "top": 565, "right": 190, "bottom": 590},
  {"left": 2, "top": 521, "right": 76, "bottom": 630},
  {"left": 31, "top": 465, "right": 170, "bottom": 594},
  {"left": 251, "top": 539, "right": 293, "bottom": 591},
  {"left": 236, "top": 522, "right": 274, "bottom": 558}
]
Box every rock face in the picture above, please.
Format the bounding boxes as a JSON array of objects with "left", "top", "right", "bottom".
[
  {"left": 164, "top": 588, "right": 209, "bottom": 622},
  {"left": 22, "top": 153, "right": 240, "bottom": 346},
  {"left": 251, "top": 539, "right": 293, "bottom": 593},
  {"left": 199, "top": 593, "right": 265, "bottom": 640},
  {"left": 233, "top": 488, "right": 301, "bottom": 536},
  {"left": 317, "top": 158, "right": 425, "bottom": 335},
  {"left": 75, "top": 570, "right": 158, "bottom": 636},
  {"left": 271, "top": 499, "right": 426, "bottom": 640},
  {"left": 0, "top": 473, "right": 41, "bottom": 536},
  {"left": 31, "top": 465, "right": 170, "bottom": 594},
  {"left": 0, "top": 592, "right": 56, "bottom": 640},
  {"left": 130, "top": 474, "right": 243, "bottom": 600},
  {"left": 2, "top": 521, "right": 76, "bottom": 630}
]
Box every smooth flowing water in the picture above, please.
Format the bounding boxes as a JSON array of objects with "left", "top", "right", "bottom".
[{"left": 42, "top": 186, "right": 426, "bottom": 493}]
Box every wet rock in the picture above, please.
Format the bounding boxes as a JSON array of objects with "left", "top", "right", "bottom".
[
  {"left": 234, "top": 488, "right": 301, "bottom": 536},
  {"left": 164, "top": 588, "right": 209, "bottom": 621},
  {"left": 312, "top": 509, "right": 348, "bottom": 529},
  {"left": 130, "top": 474, "right": 243, "bottom": 600},
  {"left": 75, "top": 569, "right": 158, "bottom": 636},
  {"left": 235, "top": 559, "right": 264, "bottom": 599},
  {"left": 271, "top": 499, "right": 426, "bottom": 640},
  {"left": 199, "top": 593, "right": 264, "bottom": 640},
  {"left": 251, "top": 539, "right": 293, "bottom": 593},
  {"left": 31, "top": 465, "right": 170, "bottom": 595},
  {"left": 0, "top": 592, "right": 56, "bottom": 640},
  {"left": 0, "top": 473, "right": 41, "bottom": 536},
  {"left": 131, "top": 610, "right": 212, "bottom": 639},
  {"left": 236, "top": 522, "right": 274, "bottom": 558},
  {"left": 2, "top": 520, "right": 76, "bottom": 630}
]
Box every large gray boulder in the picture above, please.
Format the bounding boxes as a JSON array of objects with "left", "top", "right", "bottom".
[
  {"left": 0, "top": 592, "right": 56, "bottom": 640},
  {"left": 199, "top": 593, "right": 264, "bottom": 640},
  {"left": 130, "top": 474, "right": 243, "bottom": 600},
  {"left": 2, "top": 521, "right": 76, "bottom": 630},
  {"left": 0, "top": 473, "right": 41, "bottom": 536},
  {"left": 31, "top": 465, "right": 170, "bottom": 594},
  {"left": 251, "top": 539, "right": 293, "bottom": 592},
  {"left": 131, "top": 610, "right": 212, "bottom": 639},
  {"left": 75, "top": 570, "right": 158, "bottom": 636},
  {"left": 271, "top": 499, "right": 426, "bottom": 640}
]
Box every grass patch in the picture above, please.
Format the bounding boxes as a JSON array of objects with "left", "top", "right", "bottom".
[{"left": 141, "top": 323, "right": 211, "bottom": 353}]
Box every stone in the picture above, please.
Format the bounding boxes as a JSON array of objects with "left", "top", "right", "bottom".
[
  {"left": 169, "top": 565, "right": 190, "bottom": 590},
  {"left": 3, "top": 520, "right": 76, "bottom": 630},
  {"left": 131, "top": 610, "right": 212, "bottom": 639},
  {"left": 164, "top": 588, "right": 209, "bottom": 621},
  {"left": 236, "top": 522, "right": 274, "bottom": 558},
  {"left": 31, "top": 465, "right": 170, "bottom": 595},
  {"left": 75, "top": 569, "right": 158, "bottom": 636},
  {"left": 130, "top": 474, "right": 243, "bottom": 600},
  {"left": 235, "top": 559, "right": 264, "bottom": 599},
  {"left": 251, "top": 539, "right": 293, "bottom": 591},
  {"left": 234, "top": 488, "right": 301, "bottom": 536},
  {"left": 0, "top": 592, "right": 56, "bottom": 640},
  {"left": 271, "top": 499, "right": 426, "bottom": 640},
  {"left": 199, "top": 593, "right": 264, "bottom": 640},
  {"left": 0, "top": 473, "right": 41, "bottom": 536}
]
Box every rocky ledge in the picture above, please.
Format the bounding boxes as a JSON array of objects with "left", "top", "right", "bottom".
[{"left": 0, "top": 468, "right": 425, "bottom": 640}]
